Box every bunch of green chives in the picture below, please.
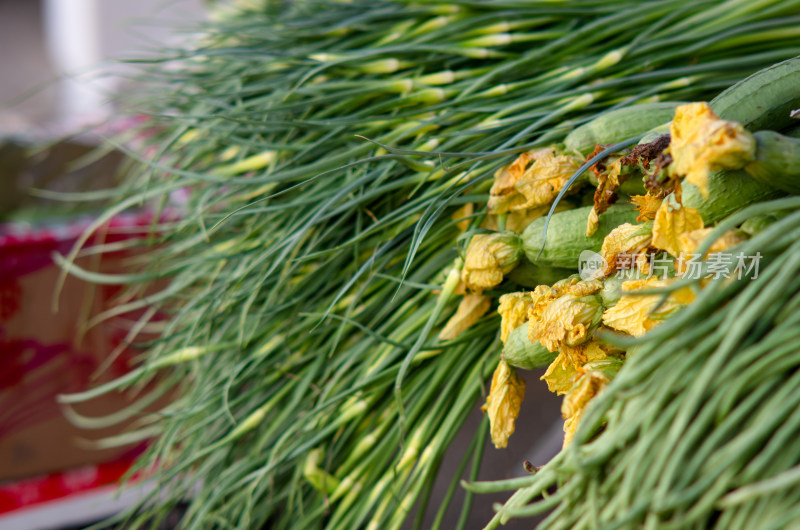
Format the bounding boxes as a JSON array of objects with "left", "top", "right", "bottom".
[
  {"left": 57, "top": 1, "right": 800, "bottom": 528},
  {"left": 477, "top": 197, "right": 800, "bottom": 529}
]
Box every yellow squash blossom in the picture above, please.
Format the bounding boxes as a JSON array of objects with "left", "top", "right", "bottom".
[
  {"left": 540, "top": 349, "right": 578, "bottom": 395},
  {"left": 602, "top": 277, "right": 696, "bottom": 337},
  {"left": 675, "top": 227, "right": 748, "bottom": 275},
  {"left": 461, "top": 232, "right": 523, "bottom": 291},
  {"left": 531, "top": 294, "right": 604, "bottom": 352},
  {"left": 528, "top": 276, "right": 602, "bottom": 324},
  {"left": 558, "top": 278, "right": 604, "bottom": 298},
  {"left": 539, "top": 275, "right": 601, "bottom": 301},
  {"left": 678, "top": 227, "right": 747, "bottom": 257},
  {"left": 668, "top": 102, "right": 756, "bottom": 196},
  {"left": 439, "top": 294, "right": 491, "bottom": 340},
  {"left": 562, "top": 370, "right": 610, "bottom": 447},
  {"left": 526, "top": 283, "right": 556, "bottom": 322},
  {"left": 488, "top": 148, "right": 581, "bottom": 214},
  {"left": 498, "top": 292, "right": 533, "bottom": 343},
  {"left": 541, "top": 341, "right": 617, "bottom": 395},
  {"left": 600, "top": 222, "right": 653, "bottom": 276},
  {"left": 483, "top": 360, "right": 526, "bottom": 449},
  {"left": 630, "top": 194, "right": 662, "bottom": 222},
  {"left": 651, "top": 196, "right": 704, "bottom": 258}
]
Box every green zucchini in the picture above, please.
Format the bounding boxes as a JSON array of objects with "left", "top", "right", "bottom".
[
  {"left": 521, "top": 204, "right": 639, "bottom": 269},
  {"left": 710, "top": 55, "right": 800, "bottom": 132},
  {"left": 682, "top": 169, "right": 784, "bottom": 224},
  {"left": 745, "top": 131, "right": 800, "bottom": 194},
  {"left": 502, "top": 323, "right": 557, "bottom": 370},
  {"left": 564, "top": 102, "right": 683, "bottom": 157},
  {"left": 506, "top": 259, "right": 574, "bottom": 288},
  {"left": 636, "top": 58, "right": 800, "bottom": 150}
]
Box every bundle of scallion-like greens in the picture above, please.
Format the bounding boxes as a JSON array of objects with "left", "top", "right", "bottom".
[{"left": 57, "top": 1, "right": 800, "bottom": 528}]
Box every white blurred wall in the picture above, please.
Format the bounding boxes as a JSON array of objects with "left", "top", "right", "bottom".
[{"left": 0, "top": 0, "right": 204, "bottom": 133}]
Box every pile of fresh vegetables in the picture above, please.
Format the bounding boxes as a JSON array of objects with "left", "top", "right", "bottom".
[
  {"left": 55, "top": 1, "right": 800, "bottom": 528},
  {"left": 463, "top": 57, "right": 800, "bottom": 528}
]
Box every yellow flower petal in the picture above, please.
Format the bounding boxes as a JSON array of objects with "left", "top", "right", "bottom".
[
  {"left": 636, "top": 251, "right": 652, "bottom": 276},
  {"left": 541, "top": 350, "right": 580, "bottom": 395},
  {"left": 583, "top": 340, "right": 619, "bottom": 363},
  {"left": 439, "top": 294, "right": 491, "bottom": 341},
  {"left": 506, "top": 206, "right": 548, "bottom": 233},
  {"left": 561, "top": 279, "right": 604, "bottom": 298},
  {"left": 498, "top": 292, "right": 533, "bottom": 343},
  {"left": 586, "top": 206, "right": 600, "bottom": 237},
  {"left": 668, "top": 102, "right": 756, "bottom": 196},
  {"left": 651, "top": 196, "right": 704, "bottom": 258},
  {"left": 483, "top": 360, "right": 526, "bottom": 449},
  {"left": 600, "top": 223, "right": 652, "bottom": 276},
  {"left": 451, "top": 203, "right": 474, "bottom": 233},
  {"left": 488, "top": 148, "right": 581, "bottom": 214},
  {"left": 561, "top": 371, "right": 609, "bottom": 447},
  {"left": 527, "top": 277, "right": 602, "bottom": 322},
  {"left": 531, "top": 294, "right": 603, "bottom": 351},
  {"left": 602, "top": 277, "right": 696, "bottom": 337},
  {"left": 630, "top": 194, "right": 662, "bottom": 222},
  {"left": 461, "top": 232, "right": 522, "bottom": 291},
  {"left": 678, "top": 227, "right": 747, "bottom": 257},
  {"left": 540, "top": 341, "right": 616, "bottom": 396}
]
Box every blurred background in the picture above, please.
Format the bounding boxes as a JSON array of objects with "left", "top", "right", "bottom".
[
  {"left": 0, "top": 0, "right": 204, "bottom": 134},
  {"left": 1, "top": 2, "right": 206, "bottom": 529},
  {"left": 0, "top": 2, "right": 562, "bottom": 528}
]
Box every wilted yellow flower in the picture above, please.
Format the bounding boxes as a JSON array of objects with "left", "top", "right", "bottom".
[
  {"left": 589, "top": 156, "right": 629, "bottom": 236},
  {"left": 498, "top": 292, "right": 533, "bottom": 343},
  {"left": 668, "top": 102, "right": 756, "bottom": 196},
  {"left": 528, "top": 277, "right": 602, "bottom": 322},
  {"left": 488, "top": 148, "right": 581, "bottom": 214},
  {"left": 602, "top": 277, "right": 696, "bottom": 337},
  {"left": 678, "top": 227, "right": 746, "bottom": 257},
  {"left": 675, "top": 227, "right": 748, "bottom": 275},
  {"left": 600, "top": 223, "right": 652, "bottom": 277},
  {"left": 507, "top": 207, "right": 547, "bottom": 233},
  {"left": 561, "top": 370, "right": 610, "bottom": 447},
  {"left": 461, "top": 232, "right": 523, "bottom": 291},
  {"left": 630, "top": 194, "right": 662, "bottom": 222},
  {"left": 541, "top": 350, "right": 578, "bottom": 395},
  {"left": 651, "top": 196, "right": 704, "bottom": 257},
  {"left": 540, "top": 341, "right": 616, "bottom": 395},
  {"left": 560, "top": 278, "right": 604, "bottom": 298},
  {"left": 483, "top": 360, "right": 526, "bottom": 449},
  {"left": 439, "top": 294, "right": 491, "bottom": 340},
  {"left": 527, "top": 284, "right": 555, "bottom": 320},
  {"left": 531, "top": 294, "right": 604, "bottom": 352}
]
